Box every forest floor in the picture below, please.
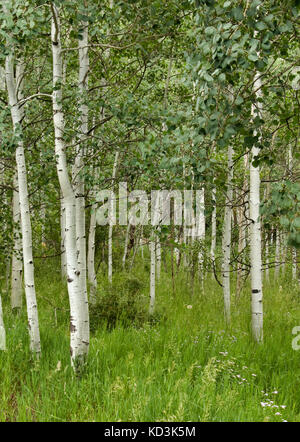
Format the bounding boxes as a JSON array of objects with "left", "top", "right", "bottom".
[{"left": 0, "top": 256, "right": 299, "bottom": 422}]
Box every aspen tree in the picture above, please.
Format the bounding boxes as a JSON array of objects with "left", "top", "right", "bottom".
[
  {"left": 51, "top": 3, "right": 89, "bottom": 366},
  {"left": 11, "top": 171, "right": 23, "bottom": 309},
  {"left": 221, "top": 144, "right": 233, "bottom": 323},
  {"left": 10, "top": 61, "right": 24, "bottom": 310},
  {"left": 5, "top": 51, "right": 41, "bottom": 354},
  {"left": 149, "top": 239, "right": 156, "bottom": 315},
  {"left": 250, "top": 69, "right": 263, "bottom": 342},
  {"left": 108, "top": 151, "right": 119, "bottom": 284}
]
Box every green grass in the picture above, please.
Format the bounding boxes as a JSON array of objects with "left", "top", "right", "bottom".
[{"left": 0, "top": 256, "right": 299, "bottom": 422}]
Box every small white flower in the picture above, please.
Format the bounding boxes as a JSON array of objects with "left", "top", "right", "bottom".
[
  {"left": 187, "top": 305, "right": 193, "bottom": 309},
  {"left": 281, "top": 405, "right": 286, "bottom": 409},
  {"left": 275, "top": 412, "right": 281, "bottom": 416},
  {"left": 252, "top": 373, "right": 257, "bottom": 377}
]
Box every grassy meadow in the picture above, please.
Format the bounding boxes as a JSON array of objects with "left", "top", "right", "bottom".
[{"left": 0, "top": 253, "right": 299, "bottom": 422}]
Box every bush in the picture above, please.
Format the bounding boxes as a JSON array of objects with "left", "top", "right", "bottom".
[{"left": 89, "top": 275, "right": 149, "bottom": 332}]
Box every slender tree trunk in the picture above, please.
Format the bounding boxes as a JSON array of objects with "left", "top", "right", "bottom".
[
  {"left": 51, "top": 4, "right": 89, "bottom": 366},
  {"left": 221, "top": 145, "right": 233, "bottom": 323},
  {"left": 108, "top": 151, "right": 119, "bottom": 284},
  {"left": 288, "top": 146, "right": 298, "bottom": 281},
  {"left": 87, "top": 204, "right": 97, "bottom": 303},
  {"left": 122, "top": 223, "right": 131, "bottom": 270},
  {"left": 196, "top": 187, "right": 205, "bottom": 289},
  {"left": 10, "top": 60, "right": 25, "bottom": 310},
  {"left": 60, "top": 193, "right": 67, "bottom": 279},
  {"left": 73, "top": 11, "right": 89, "bottom": 341},
  {"left": 87, "top": 116, "right": 98, "bottom": 300},
  {"left": 149, "top": 239, "right": 156, "bottom": 315},
  {"left": 11, "top": 171, "right": 23, "bottom": 309},
  {"left": 275, "top": 229, "right": 280, "bottom": 279},
  {"left": 210, "top": 186, "right": 216, "bottom": 275},
  {"left": 250, "top": 70, "right": 263, "bottom": 342},
  {"left": 156, "top": 227, "right": 161, "bottom": 281},
  {"left": 5, "top": 53, "right": 41, "bottom": 354}
]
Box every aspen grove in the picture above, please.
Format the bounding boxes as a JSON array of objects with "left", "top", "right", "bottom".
[{"left": 0, "top": 0, "right": 299, "bottom": 422}]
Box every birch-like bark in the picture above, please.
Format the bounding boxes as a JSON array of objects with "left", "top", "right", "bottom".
[
  {"left": 149, "top": 239, "right": 156, "bottom": 315},
  {"left": 288, "top": 146, "right": 298, "bottom": 280},
  {"left": 250, "top": 70, "right": 263, "bottom": 342},
  {"left": 5, "top": 52, "right": 40, "bottom": 354},
  {"left": 87, "top": 116, "right": 98, "bottom": 301},
  {"left": 122, "top": 223, "right": 131, "bottom": 270},
  {"left": 156, "top": 227, "right": 161, "bottom": 281},
  {"left": 11, "top": 171, "right": 23, "bottom": 309},
  {"left": 87, "top": 203, "right": 97, "bottom": 302},
  {"left": 108, "top": 151, "right": 119, "bottom": 284},
  {"left": 275, "top": 229, "right": 280, "bottom": 279},
  {"left": 280, "top": 232, "right": 286, "bottom": 274},
  {"left": 51, "top": 4, "right": 89, "bottom": 365},
  {"left": 73, "top": 11, "right": 89, "bottom": 326},
  {"left": 196, "top": 187, "right": 205, "bottom": 288},
  {"left": 210, "top": 186, "right": 216, "bottom": 272},
  {"left": 10, "top": 60, "right": 25, "bottom": 310},
  {"left": 210, "top": 142, "right": 217, "bottom": 275},
  {"left": 221, "top": 145, "right": 233, "bottom": 323},
  {"left": 60, "top": 193, "right": 67, "bottom": 278}
]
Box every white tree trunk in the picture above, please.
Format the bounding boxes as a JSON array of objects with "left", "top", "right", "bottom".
[
  {"left": 275, "top": 229, "right": 280, "bottom": 279},
  {"left": 108, "top": 151, "right": 119, "bottom": 284},
  {"left": 87, "top": 203, "right": 97, "bottom": 303},
  {"left": 250, "top": 70, "right": 263, "bottom": 342},
  {"left": 156, "top": 227, "right": 161, "bottom": 281},
  {"left": 288, "top": 147, "right": 297, "bottom": 281},
  {"left": 10, "top": 60, "right": 25, "bottom": 310},
  {"left": 51, "top": 4, "right": 89, "bottom": 366},
  {"left": 5, "top": 52, "right": 41, "bottom": 354},
  {"left": 196, "top": 187, "right": 205, "bottom": 289},
  {"left": 60, "top": 193, "right": 67, "bottom": 279},
  {"left": 292, "top": 247, "right": 297, "bottom": 280},
  {"left": 122, "top": 223, "right": 131, "bottom": 270},
  {"left": 11, "top": 171, "right": 23, "bottom": 309},
  {"left": 210, "top": 186, "right": 216, "bottom": 273},
  {"left": 149, "top": 239, "right": 156, "bottom": 315},
  {"left": 73, "top": 12, "right": 89, "bottom": 323},
  {"left": 221, "top": 145, "right": 233, "bottom": 323}
]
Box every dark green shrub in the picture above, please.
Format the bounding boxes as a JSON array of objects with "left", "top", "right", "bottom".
[{"left": 89, "top": 275, "right": 149, "bottom": 332}]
